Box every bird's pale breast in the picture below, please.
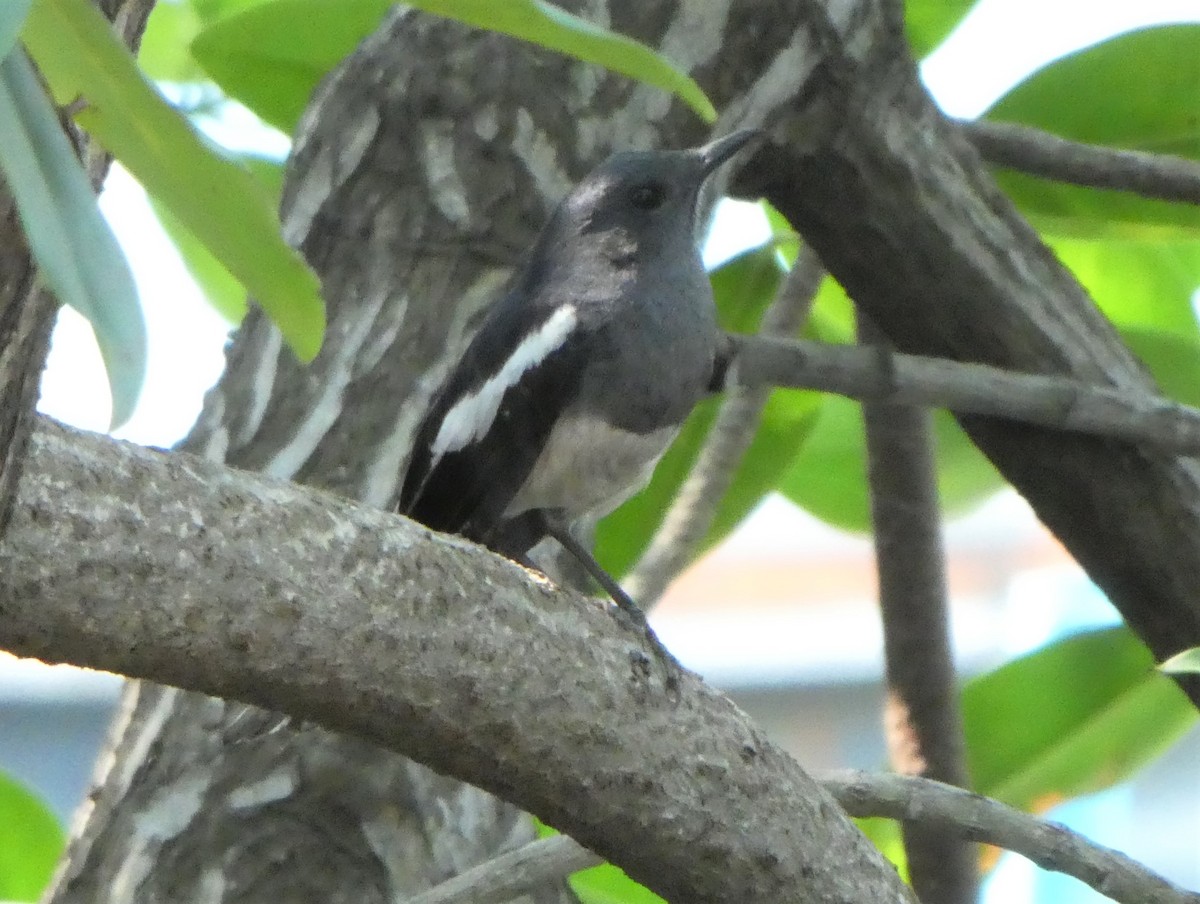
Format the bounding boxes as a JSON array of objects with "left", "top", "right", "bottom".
[{"left": 503, "top": 414, "right": 677, "bottom": 523}]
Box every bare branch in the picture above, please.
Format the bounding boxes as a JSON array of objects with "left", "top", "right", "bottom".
[
  {"left": 623, "top": 245, "right": 824, "bottom": 607},
  {"left": 858, "top": 315, "right": 976, "bottom": 904},
  {"left": 0, "top": 418, "right": 913, "bottom": 904},
  {"left": 827, "top": 771, "right": 1200, "bottom": 904},
  {"left": 405, "top": 771, "right": 1200, "bottom": 904},
  {"left": 731, "top": 335, "right": 1200, "bottom": 453},
  {"left": 403, "top": 836, "right": 601, "bottom": 904},
  {"left": 962, "top": 119, "right": 1200, "bottom": 206}
]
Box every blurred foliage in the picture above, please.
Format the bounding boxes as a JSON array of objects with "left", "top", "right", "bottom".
[
  {"left": 22, "top": 0, "right": 324, "bottom": 362},
  {"left": 964, "top": 628, "right": 1197, "bottom": 813},
  {"left": 189, "top": 0, "right": 715, "bottom": 132},
  {"left": 0, "top": 771, "right": 64, "bottom": 902},
  {"left": 986, "top": 26, "right": 1200, "bottom": 240}
]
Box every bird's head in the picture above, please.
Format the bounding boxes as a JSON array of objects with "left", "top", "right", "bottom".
[{"left": 558, "top": 130, "right": 761, "bottom": 265}]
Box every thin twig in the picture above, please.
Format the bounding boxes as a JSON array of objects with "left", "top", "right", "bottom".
[
  {"left": 731, "top": 335, "right": 1200, "bottom": 452},
  {"left": 859, "top": 314, "right": 976, "bottom": 904},
  {"left": 827, "top": 771, "right": 1200, "bottom": 904},
  {"left": 401, "top": 772, "right": 1200, "bottom": 904},
  {"left": 403, "top": 835, "right": 601, "bottom": 904},
  {"left": 622, "top": 246, "right": 825, "bottom": 607},
  {"left": 961, "top": 119, "right": 1200, "bottom": 206}
]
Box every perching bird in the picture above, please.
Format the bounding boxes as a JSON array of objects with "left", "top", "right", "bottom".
[{"left": 400, "top": 130, "right": 759, "bottom": 623}]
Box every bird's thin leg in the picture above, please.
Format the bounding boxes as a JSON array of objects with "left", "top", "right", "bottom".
[
  {"left": 539, "top": 516, "right": 643, "bottom": 621},
  {"left": 539, "top": 514, "right": 679, "bottom": 671}
]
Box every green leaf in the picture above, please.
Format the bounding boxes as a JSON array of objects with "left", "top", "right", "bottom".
[
  {"left": 963, "top": 628, "right": 1197, "bottom": 813},
  {"left": 570, "top": 862, "right": 665, "bottom": 904},
  {"left": 997, "top": 173, "right": 1200, "bottom": 241},
  {"left": 535, "top": 823, "right": 663, "bottom": 904},
  {"left": 191, "top": 0, "right": 715, "bottom": 134},
  {"left": 595, "top": 247, "right": 820, "bottom": 577},
  {"left": 0, "top": 771, "right": 64, "bottom": 902},
  {"left": 193, "top": 0, "right": 274, "bottom": 23},
  {"left": 0, "top": 0, "right": 31, "bottom": 58},
  {"left": 147, "top": 153, "right": 285, "bottom": 325},
  {"left": 150, "top": 197, "right": 247, "bottom": 323},
  {"left": 904, "top": 0, "right": 977, "bottom": 59},
  {"left": 778, "top": 395, "right": 869, "bottom": 531},
  {"left": 780, "top": 400, "right": 1003, "bottom": 533},
  {"left": 137, "top": 0, "right": 206, "bottom": 82},
  {"left": 855, "top": 818, "right": 907, "bottom": 880},
  {"left": 23, "top": 0, "right": 325, "bottom": 361},
  {"left": 0, "top": 49, "right": 146, "bottom": 427},
  {"left": 1120, "top": 327, "right": 1200, "bottom": 408},
  {"left": 988, "top": 25, "right": 1200, "bottom": 154},
  {"left": 1052, "top": 239, "right": 1200, "bottom": 339},
  {"left": 985, "top": 25, "right": 1200, "bottom": 239},
  {"left": 190, "top": 0, "right": 389, "bottom": 132},
  {"left": 1160, "top": 647, "right": 1200, "bottom": 675}
]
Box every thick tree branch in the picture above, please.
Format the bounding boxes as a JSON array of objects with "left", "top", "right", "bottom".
[
  {"left": 859, "top": 316, "right": 976, "bottom": 904},
  {"left": 731, "top": 335, "right": 1200, "bottom": 453},
  {"left": 0, "top": 418, "right": 914, "bottom": 904},
  {"left": 962, "top": 119, "right": 1200, "bottom": 206}
]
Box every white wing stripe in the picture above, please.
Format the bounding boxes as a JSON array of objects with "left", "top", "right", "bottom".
[{"left": 431, "top": 305, "right": 578, "bottom": 460}]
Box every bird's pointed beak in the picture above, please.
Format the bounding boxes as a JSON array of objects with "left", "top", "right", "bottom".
[{"left": 697, "top": 129, "right": 763, "bottom": 175}]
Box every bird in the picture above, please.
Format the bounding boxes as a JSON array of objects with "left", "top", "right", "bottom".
[{"left": 400, "top": 130, "right": 760, "bottom": 635}]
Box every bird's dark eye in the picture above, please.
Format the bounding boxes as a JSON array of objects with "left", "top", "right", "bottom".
[{"left": 629, "top": 181, "right": 667, "bottom": 210}]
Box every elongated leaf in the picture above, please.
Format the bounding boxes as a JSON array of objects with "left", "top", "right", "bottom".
[
  {"left": 191, "top": 0, "right": 715, "bottom": 134},
  {"left": 963, "top": 628, "right": 1197, "bottom": 813},
  {"left": 0, "top": 771, "right": 64, "bottom": 902},
  {"left": 23, "top": 0, "right": 325, "bottom": 361},
  {"left": 0, "top": 0, "right": 31, "bottom": 58},
  {"left": 985, "top": 25, "right": 1200, "bottom": 239},
  {"left": 147, "top": 154, "right": 285, "bottom": 325},
  {"left": 150, "top": 197, "right": 247, "bottom": 324},
  {"left": 0, "top": 49, "right": 145, "bottom": 427}
]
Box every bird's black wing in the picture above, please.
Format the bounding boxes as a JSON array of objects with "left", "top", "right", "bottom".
[{"left": 399, "top": 290, "right": 588, "bottom": 550}]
